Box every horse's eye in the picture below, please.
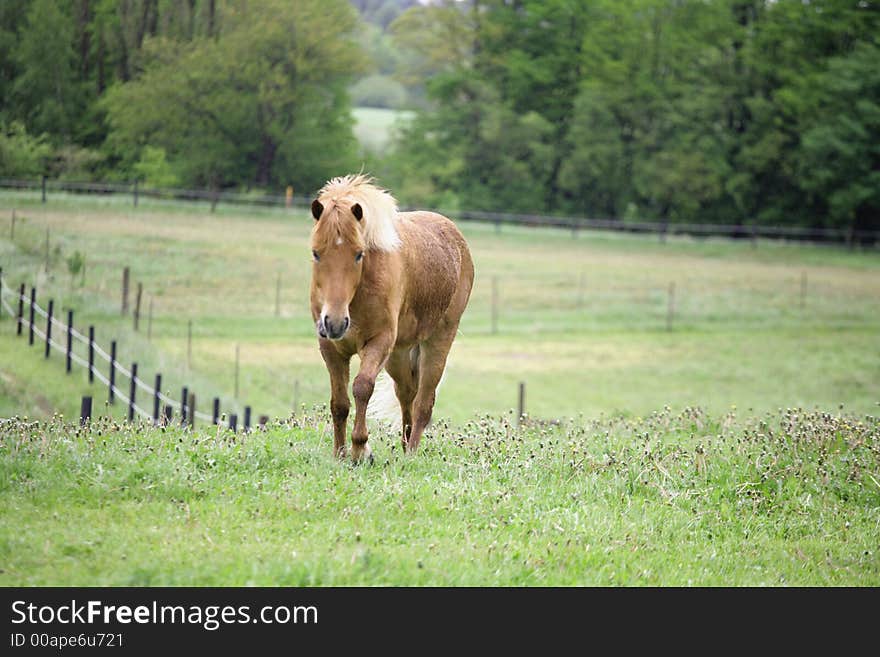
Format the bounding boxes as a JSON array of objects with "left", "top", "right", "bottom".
[
  {"left": 312, "top": 250, "right": 320, "bottom": 262},
  {"left": 355, "top": 251, "right": 364, "bottom": 263}
]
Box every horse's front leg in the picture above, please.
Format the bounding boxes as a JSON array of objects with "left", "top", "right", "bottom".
[
  {"left": 320, "top": 341, "right": 351, "bottom": 459},
  {"left": 351, "top": 333, "right": 395, "bottom": 463}
]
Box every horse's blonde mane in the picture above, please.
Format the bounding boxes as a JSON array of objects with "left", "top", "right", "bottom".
[{"left": 316, "top": 174, "right": 401, "bottom": 252}]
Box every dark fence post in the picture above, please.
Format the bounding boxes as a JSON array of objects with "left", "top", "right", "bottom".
[
  {"left": 80, "top": 396, "right": 92, "bottom": 427},
  {"left": 128, "top": 363, "right": 138, "bottom": 422},
  {"left": 65, "top": 310, "right": 73, "bottom": 373},
  {"left": 153, "top": 374, "right": 162, "bottom": 425},
  {"left": 162, "top": 405, "right": 173, "bottom": 427},
  {"left": 28, "top": 287, "right": 36, "bottom": 345},
  {"left": 180, "top": 386, "right": 188, "bottom": 426},
  {"left": 88, "top": 326, "right": 95, "bottom": 383},
  {"left": 212, "top": 398, "right": 220, "bottom": 425},
  {"left": 229, "top": 414, "right": 238, "bottom": 433},
  {"left": 121, "top": 266, "right": 130, "bottom": 316},
  {"left": 188, "top": 393, "right": 196, "bottom": 428},
  {"left": 16, "top": 283, "right": 25, "bottom": 335},
  {"left": 517, "top": 382, "right": 526, "bottom": 426},
  {"left": 44, "top": 299, "right": 53, "bottom": 358},
  {"left": 133, "top": 282, "right": 142, "bottom": 331},
  {"left": 41, "top": 175, "right": 46, "bottom": 203},
  {"left": 244, "top": 406, "right": 252, "bottom": 433},
  {"left": 109, "top": 340, "right": 117, "bottom": 403}
]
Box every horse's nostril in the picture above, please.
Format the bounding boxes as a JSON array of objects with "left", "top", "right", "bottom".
[{"left": 343, "top": 317, "right": 350, "bottom": 330}]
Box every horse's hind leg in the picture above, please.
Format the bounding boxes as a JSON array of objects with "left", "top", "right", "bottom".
[
  {"left": 385, "top": 346, "right": 419, "bottom": 449},
  {"left": 407, "top": 331, "right": 455, "bottom": 453}
]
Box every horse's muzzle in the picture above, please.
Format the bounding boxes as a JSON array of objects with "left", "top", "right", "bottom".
[{"left": 319, "top": 314, "right": 350, "bottom": 340}]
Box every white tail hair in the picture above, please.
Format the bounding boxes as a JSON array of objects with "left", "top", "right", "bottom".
[{"left": 367, "top": 348, "right": 448, "bottom": 431}]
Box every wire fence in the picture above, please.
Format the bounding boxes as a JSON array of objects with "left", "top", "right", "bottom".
[
  {"left": 2, "top": 176, "right": 877, "bottom": 246},
  {"left": 0, "top": 272, "right": 258, "bottom": 430}
]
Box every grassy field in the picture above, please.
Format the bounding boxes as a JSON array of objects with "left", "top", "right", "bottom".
[
  {"left": 1, "top": 192, "right": 878, "bottom": 585},
  {"left": 2, "top": 408, "right": 877, "bottom": 585},
  {"left": 0, "top": 192, "right": 878, "bottom": 425}
]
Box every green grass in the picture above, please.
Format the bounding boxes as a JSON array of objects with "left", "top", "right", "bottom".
[
  {"left": 1, "top": 408, "right": 877, "bottom": 585},
  {"left": 1, "top": 193, "right": 879, "bottom": 585},
  {"left": 352, "top": 106, "right": 414, "bottom": 152}
]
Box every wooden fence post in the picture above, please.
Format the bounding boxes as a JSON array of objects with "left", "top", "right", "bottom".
[
  {"left": 88, "top": 326, "right": 95, "bottom": 383},
  {"left": 188, "top": 392, "right": 196, "bottom": 428},
  {"left": 16, "top": 283, "right": 25, "bottom": 335},
  {"left": 41, "top": 175, "right": 46, "bottom": 203},
  {"left": 244, "top": 406, "right": 251, "bottom": 433},
  {"left": 65, "top": 310, "right": 73, "bottom": 373},
  {"left": 212, "top": 398, "right": 220, "bottom": 425},
  {"left": 180, "top": 386, "right": 188, "bottom": 426},
  {"left": 162, "top": 405, "right": 173, "bottom": 427},
  {"left": 28, "top": 287, "right": 36, "bottom": 345},
  {"left": 229, "top": 413, "right": 238, "bottom": 433},
  {"left": 133, "top": 282, "right": 143, "bottom": 331},
  {"left": 44, "top": 299, "right": 53, "bottom": 358},
  {"left": 121, "top": 266, "right": 130, "bottom": 315},
  {"left": 109, "top": 340, "right": 117, "bottom": 403},
  {"left": 80, "top": 396, "right": 92, "bottom": 427},
  {"left": 128, "top": 363, "right": 138, "bottom": 422},
  {"left": 518, "top": 381, "right": 526, "bottom": 426},
  {"left": 153, "top": 374, "right": 162, "bottom": 425}
]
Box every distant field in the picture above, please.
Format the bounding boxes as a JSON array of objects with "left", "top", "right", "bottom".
[
  {"left": 0, "top": 192, "right": 879, "bottom": 428},
  {"left": 352, "top": 106, "right": 414, "bottom": 152}
]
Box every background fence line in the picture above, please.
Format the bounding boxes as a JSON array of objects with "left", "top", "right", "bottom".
[
  {"left": 0, "top": 276, "right": 248, "bottom": 429},
  {"left": 2, "top": 177, "right": 877, "bottom": 246}
]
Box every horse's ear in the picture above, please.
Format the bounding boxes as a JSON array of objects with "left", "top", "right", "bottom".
[
  {"left": 311, "top": 199, "right": 323, "bottom": 220},
  {"left": 351, "top": 203, "right": 363, "bottom": 221}
]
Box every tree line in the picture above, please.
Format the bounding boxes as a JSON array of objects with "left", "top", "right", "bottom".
[{"left": 0, "top": 0, "right": 878, "bottom": 233}]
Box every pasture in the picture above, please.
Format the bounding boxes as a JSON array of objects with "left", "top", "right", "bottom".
[{"left": 0, "top": 192, "right": 879, "bottom": 585}]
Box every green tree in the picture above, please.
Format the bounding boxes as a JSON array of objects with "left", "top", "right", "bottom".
[
  {"left": 102, "top": 0, "right": 365, "bottom": 191},
  {"left": 12, "top": 0, "right": 86, "bottom": 141}
]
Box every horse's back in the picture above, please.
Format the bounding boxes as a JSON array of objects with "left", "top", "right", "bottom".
[{"left": 395, "top": 211, "right": 474, "bottom": 340}]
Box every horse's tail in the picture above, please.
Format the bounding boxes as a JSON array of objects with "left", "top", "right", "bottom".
[
  {"left": 367, "top": 369, "right": 402, "bottom": 430},
  {"left": 367, "top": 345, "right": 446, "bottom": 430}
]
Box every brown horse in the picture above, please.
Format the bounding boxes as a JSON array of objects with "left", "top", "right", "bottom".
[{"left": 309, "top": 175, "right": 474, "bottom": 461}]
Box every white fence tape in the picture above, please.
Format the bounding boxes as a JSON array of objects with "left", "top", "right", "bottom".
[{"left": 1, "top": 277, "right": 232, "bottom": 428}]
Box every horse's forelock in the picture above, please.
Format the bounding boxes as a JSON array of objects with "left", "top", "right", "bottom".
[
  {"left": 316, "top": 174, "right": 401, "bottom": 252},
  {"left": 311, "top": 203, "right": 365, "bottom": 252}
]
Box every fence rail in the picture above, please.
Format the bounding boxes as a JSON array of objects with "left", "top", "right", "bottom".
[
  {"left": 2, "top": 177, "right": 877, "bottom": 246},
  {"left": 0, "top": 273, "right": 258, "bottom": 430}
]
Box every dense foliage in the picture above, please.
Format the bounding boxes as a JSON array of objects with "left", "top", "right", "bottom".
[
  {"left": 380, "top": 0, "right": 879, "bottom": 233},
  {"left": 0, "top": 0, "right": 877, "bottom": 231}
]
